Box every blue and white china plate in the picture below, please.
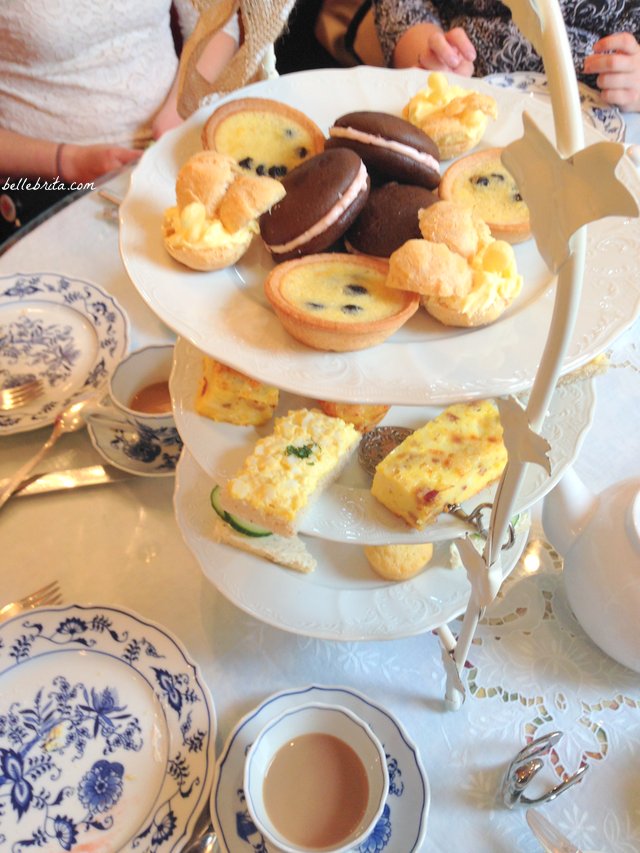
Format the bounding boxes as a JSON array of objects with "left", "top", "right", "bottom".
[
  {"left": 121, "top": 67, "right": 640, "bottom": 406},
  {"left": 483, "top": 71, "right": 625, "bottom": 141},
  {"left": 212, "top": 685, "right": 429, "bottom": 853},
  {"left": 87, "top": 419, "right": 183, "bottom": 477},
  {"left": 174, "top": 448, "right": 531, "bottom": 640},
  {"left": 0, "top": 604, "right": 216, "bottom": 852},
  {"left": 0, "top": 272, "right": 129, "bottom": 435}
]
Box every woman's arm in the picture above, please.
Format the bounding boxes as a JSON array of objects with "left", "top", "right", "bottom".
[
  {"left": 393, "top": 21, "right": 476, "bottom": 73},
  {"left": 151, "top": 23, "right": 239, "bottom": 138},
  {"left": 0, "top": 128, "right": 141, "bottom": 183}
]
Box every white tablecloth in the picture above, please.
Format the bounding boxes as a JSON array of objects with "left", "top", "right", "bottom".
[{"left": 1, "top": 137, "right": 639, "bottom": 852}]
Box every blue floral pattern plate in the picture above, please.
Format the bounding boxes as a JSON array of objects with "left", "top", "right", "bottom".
[
  {"left": 0, "top": 272, "right": 129, "bottom": 435},
  {"left": 87, "top": 419, "right": 183, "bottom": 477},
  {"left": 0, "top": 604, "right": 216, "bottom": 852},
  {"left": 483, "top": 71, "right": 625, "bottom": 141},
  {"left": 212, "top": 685, "right": 429, "bottom": 853}
]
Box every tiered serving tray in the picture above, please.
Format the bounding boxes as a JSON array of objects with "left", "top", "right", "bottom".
[{"left": 119, "top": 67, "right": 640, "bottom": 638}]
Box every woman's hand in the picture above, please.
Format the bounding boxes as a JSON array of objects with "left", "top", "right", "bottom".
[
  {"left": 584, "top": 32, "right": 640, "bottom": 112},
  {"left": 393, "top": 22, "right": 476, "bottom": 76},
  {"left": 58, "top": 143, "right": 142, "bottom": 183}
]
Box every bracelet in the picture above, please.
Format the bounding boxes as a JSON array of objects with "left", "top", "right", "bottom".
[{"left": 55, "top": 143, "right": 66, "bottom": 181}]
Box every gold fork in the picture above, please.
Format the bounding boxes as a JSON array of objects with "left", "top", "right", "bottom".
[
  {"left": 0, "top": 581, "right": 63, "bottom": 623},
  {"left": 0, "top": 378, "right": 45, "bottom": 411}
]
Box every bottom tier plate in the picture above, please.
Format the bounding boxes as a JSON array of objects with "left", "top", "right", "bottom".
[{"left": 173, "top": 449, "right": 531, "bottom": 641}]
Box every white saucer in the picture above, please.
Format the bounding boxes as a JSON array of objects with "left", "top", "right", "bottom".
[
  {"left": 87, "top": 418, "right": 183, "bottom": 477},
  {"left": 0, "top": 604, "right": 216, "bottom": 852},
  {"left": 0, "top": 272, "right": 129, "bottom": 435},
  {"left": 211, "top": 685, "right": 429, "bottom": 853}
]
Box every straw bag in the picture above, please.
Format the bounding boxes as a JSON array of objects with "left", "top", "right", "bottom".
[{"left": 177, "top": 0, "right": 297, "bottom": 117}]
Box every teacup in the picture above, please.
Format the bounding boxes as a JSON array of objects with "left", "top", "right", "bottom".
[
  {"left": 86, "top": 344, "right": 182, "bottom": 468},
  {"left": 243, "top": 702, "right": 388, "bottom": 853}
]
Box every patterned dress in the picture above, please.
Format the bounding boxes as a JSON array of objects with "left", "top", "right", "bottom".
[{"left": 372, "top": 0, "right": 640, "bottom": 86}]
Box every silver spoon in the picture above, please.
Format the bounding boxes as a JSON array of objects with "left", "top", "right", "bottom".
[{"left": 0, "top": 397, "right": 137, "bottom": 511}]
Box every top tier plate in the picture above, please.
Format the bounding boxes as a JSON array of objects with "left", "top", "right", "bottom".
[{"left": 119, "top": 67, "right": 640, "bottom": 405}]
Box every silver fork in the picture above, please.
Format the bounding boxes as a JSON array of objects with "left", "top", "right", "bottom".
[
  {"left": 0, "top": 581, "right": 63, "bottom": 623},
  {"left": 0, "top": 378, "right": 44, "bottom": 411}
]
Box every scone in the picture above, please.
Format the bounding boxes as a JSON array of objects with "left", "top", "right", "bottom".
[
  {"left": 264, "top": 253, "right": 420, "bottom": 351},
  {"left": 403, "top": 72, "right": 497, "bottom": 160},
  {"left": 317, "top": 401, "right": 390, "bottom": 433},
  {"left": 219, "top": 408, "right": 361, "bottom": 537},
  {"left": 364, "top": 543, "right": 434, "bottom": 581},
  {"left": 371, "top": 400, "right": 508, "bottom": 530},
  {"left": 162, "top": 150, "right": 285, "bottom": 271},
  {"left": 439, "top": 147, "right": 531, "bottom": 243},
  {"left": 202, "top": 97, "right": 325, "bottom": 178},
  {"left": 195, "top": 357, "right": 279, "bottom": 426}
]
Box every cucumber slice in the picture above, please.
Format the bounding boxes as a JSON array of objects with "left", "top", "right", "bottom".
[{"left": 210, "top": 485, "right": 273, "bottom": 538}]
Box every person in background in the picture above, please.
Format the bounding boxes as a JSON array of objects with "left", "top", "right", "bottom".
[
  {"left": 372, "top": 0, "right": 640, "bottom": 112},
  {"left": 0, "top": 0, "right": 239, "bottom": 242}
]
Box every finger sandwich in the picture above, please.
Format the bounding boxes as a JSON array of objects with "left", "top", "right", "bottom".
[{"left": 219, "top": 408, "right": 361, "bottom": 537}]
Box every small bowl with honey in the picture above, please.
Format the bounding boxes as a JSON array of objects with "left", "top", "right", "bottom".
[{"left": 243, "top": 702, "right": 388, "bottom": 853}]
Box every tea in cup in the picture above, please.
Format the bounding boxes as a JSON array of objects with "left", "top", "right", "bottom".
[
  {"left": 243, "top": 702, "right": 388, "bottom": 853},
  {"left": 86, "top": 344, "right": 182, "bottom": 469}
]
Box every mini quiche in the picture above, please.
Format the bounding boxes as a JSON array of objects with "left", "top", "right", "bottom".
[
  {"left": 439, "top": 147, "right": 531, "bottom": 243},
  {"left": 264, "top": 253, "right": 420, "bottom": 351},
  {"left": 202, "top": 97, "right": 325, "bottom": 179}
]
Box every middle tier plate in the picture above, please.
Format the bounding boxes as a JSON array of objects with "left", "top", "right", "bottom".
[{"left": 170, "top": 337, "right": 595, "bottom": 545}]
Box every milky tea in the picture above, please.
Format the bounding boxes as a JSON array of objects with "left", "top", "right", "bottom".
[{"left": 262, "top": 732, "right": 369, "bottom": 849}]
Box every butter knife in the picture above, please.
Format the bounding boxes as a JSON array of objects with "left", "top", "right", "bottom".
[
  {"left": 526, "top": 809, "right": 583, "bottom": 853},
  {"left": 2, "top": 464, "right": 134, "bottom": 498}
]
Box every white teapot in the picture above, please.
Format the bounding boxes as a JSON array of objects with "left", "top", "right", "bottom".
[{"left": 541, "top": 467, "right": 640, "bottom": 673}]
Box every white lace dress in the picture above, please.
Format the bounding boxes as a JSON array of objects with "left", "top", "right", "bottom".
[{"left": 0, "top": 0, "right": 237, "bottom": 148}]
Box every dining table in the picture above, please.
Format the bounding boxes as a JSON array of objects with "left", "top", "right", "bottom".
[{"left": 1, "top": 84, "right": 640, "bottom": 853}]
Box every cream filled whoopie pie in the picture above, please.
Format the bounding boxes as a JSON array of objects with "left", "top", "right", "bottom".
[
  {"left": 259, "top": 149, "right": 370, "bottom": 261},
  {"left": 326, "top": 111, "right": 441, "bottom": 189}
]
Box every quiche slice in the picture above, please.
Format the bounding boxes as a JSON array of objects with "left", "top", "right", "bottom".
[{"left": 371, "top": 400, "right": 507, "bottom": 529}]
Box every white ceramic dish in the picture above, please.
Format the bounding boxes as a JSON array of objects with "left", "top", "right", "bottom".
[
  {"left": 0, "top": 604, "right": 216, "bottom": 852},
  {"left": 212, "top": 684, "right": 429, "bottom": 853},
  {"left": 87, "top": 418, "right": 182, "bottom": 476},
  {"left": 170, "top": 336, "right": 595, "bottom": 545},
  {"left": 0, "top": 272, "right": 129, "bottom": 434},
  {"left": 173, "top": 448, "right": 531, "bottom": 640},
  {"left": 119, "top": 66, "right": 640, "bottom": 406}
]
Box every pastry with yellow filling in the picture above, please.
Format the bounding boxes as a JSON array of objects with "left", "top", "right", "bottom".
[
  {"left": 202, "top": 97, "right": 325, "bottom": 178},
  {"left": 196, "top": 357, "right": 279, "bottom": 426},
  {"left": 162, "top": 150, "right": 285, "bottom": 271},
  {"left": 439, "top": 147, "right": 531, "bottom": 243},
  {"left": 219, "top": 407, "right": 361, "bottom": 537},
  {"left": 264, "top": 253, "right": 420, "bottom": 351},
  {"left": 386, "top": 200, "right": 522, "bottom": 327},
  {"left": 364, "top": 543, "right": 434, "bottom": 580},
  {"left": 403, "top": 72, "right": 497, "bottom": 160},
  {"left": 371, "top": 400, "right": 507, "bottom": 530}
]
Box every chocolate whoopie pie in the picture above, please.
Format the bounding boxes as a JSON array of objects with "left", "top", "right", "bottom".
[
  {"left": 326, "top": 111, "right": 441, "bottom": 190},
  {"left": 346, "top": 182, "right": 438, "bottom": 258},
  {"left": 259, "top": 148, "right": 370, "bottom": 261}
]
